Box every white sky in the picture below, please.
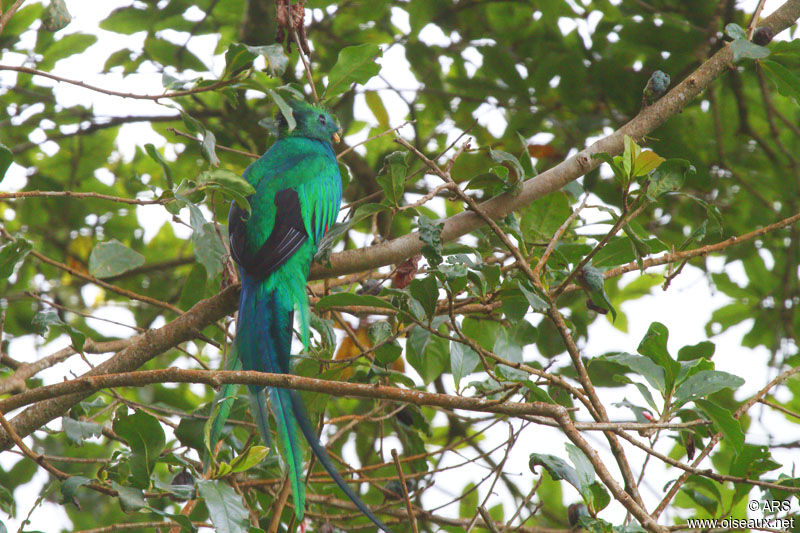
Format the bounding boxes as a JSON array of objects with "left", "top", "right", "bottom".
[{"left": 1, "top": 0, "right": 797, "bottom": 531}]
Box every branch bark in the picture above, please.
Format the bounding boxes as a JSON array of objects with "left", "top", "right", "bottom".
[
  {"left": 0, "top": 286, "right": 239, "bottom": 451},
  {"left": 0, "top": 367, "right": 564, "bottom": 419}
]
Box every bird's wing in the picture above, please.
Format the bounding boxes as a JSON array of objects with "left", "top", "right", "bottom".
[{"left": 228, "top": 188, "right": 307, "bottom": 280}]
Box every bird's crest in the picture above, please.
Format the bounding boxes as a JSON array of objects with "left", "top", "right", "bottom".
[{"left": 276, "top": 97, "right": 340, "bottom": 142}]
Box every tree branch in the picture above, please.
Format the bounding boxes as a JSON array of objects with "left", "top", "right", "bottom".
[{"left": 0, "top": 64, "right": 238, "bottom": 101}]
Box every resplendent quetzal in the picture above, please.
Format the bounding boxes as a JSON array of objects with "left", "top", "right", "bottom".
[{"left": 224, "top": 98, "right": 392, "bottom": 532}]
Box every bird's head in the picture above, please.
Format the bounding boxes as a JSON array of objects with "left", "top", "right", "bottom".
[{"left": 280, "top": 98, "right": 341, "bottom": 144}]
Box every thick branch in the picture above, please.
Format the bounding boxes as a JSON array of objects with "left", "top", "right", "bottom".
[
  {"left": 0, "top": 367, "right": 564, "bottom": 420},
  {"left": 0, "top": 286, "right": 239, "bottom": 451}
]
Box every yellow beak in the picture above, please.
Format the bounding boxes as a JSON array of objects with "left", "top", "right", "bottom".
[{"left": 332, "top": 132, "right": 341, "bottom": 143}]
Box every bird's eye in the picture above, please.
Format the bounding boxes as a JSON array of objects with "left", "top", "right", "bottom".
[{"left": 318, "top": 114, "right": 326, "bottom": 125}]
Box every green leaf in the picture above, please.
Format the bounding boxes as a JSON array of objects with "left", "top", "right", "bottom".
[
  {"left": 646, "top": 159, "right": 695, "bottom": 200},
  {"left": 418, "top": 215, "right": 444, "bottom": 267},
  {"left": 144, "top": 36, "right": 207, "bottom": 71},
  {"left": 674, "top": 370, "right": 745, "bottom": 406},
  {"left": 592, "top": 152, "right": 627, "bottom": 186},
  {"left": 522, "top": 382, "right": 557, "bottom": 403},
  {"left": 146, "top": 506, "right": 196, "bottom": 532},
  {"left": 731, "top": 39, "right": 770, "bottom": 62},
  {"left": 406, "top": 320, "right": 449, "bottom": 384},
  {"left": 368, "top": 322, "right": 402, "bottom": 365},
  {"left": 162, "top": 72, "right": 186, "bottom": 90},
  {"left": 623, "top": 224, "right": 650, "bottom": 271},
  {"left": 88, "top": 239, "right": 145, "bottom": 278},
  {"left": 585, "top": 481, "right": 611, "bottom": 513},
  {"left": 458, "top": 482, "right": 478, "bottom": 519},
  {"left": 375, "top": 341, "right": 403, "bottom": 366},
  {"left": 144, "top": 143, "right": 174, "bottom": 188},
  {"left": 761, "top": 59, "right": 800, "bottom": 105},
  {"left": 62, "top": 417, "right": 102, "bottom": 446},
  {"left": 675, "top": 357, "right": 713, "bottom": 389},
  {"left": 60, "top": 476, "right": 91, "bottom": 503},
  {"left": 365, "top": 90, "right": 389, "bottom": 127},
  {"left": 32, "top": 309, "right": 86, "bottom": 351},
  {"left": 729, "top": 445, "right": 780, "bottom": 481},
  {"left": 622, "top": 135, "right": 639, "bottom": 179},
  {"left": 0, "top": 237, "right": 32, "bottom": 278},
  {"left": 113, "top": 410, "right": 166, "bottom": 489},
  {"left": 267, "top": 89, "right": 296, "bottom": 132},
  {"left": 367, "top": 320, "right": 392, "bottom": 345},
  {"left": 520, "top": 192, "right": 571, "bottom": 242},
  {"left": 199, "top": 169, "right": 255, "bottom": 211},
  {"left": 409, "top": 276, "right": 438, "bottom": 320},
  {"left": 180, "top": 110, "right": 204, "bottom": 135},
  {"left": 677, "top": 341, "right": 715, "bottom": 361},
  {"left": 229, "top": 446, "right": 269, "bottom": 474},
  {"left": 111, "top": 481, "right": 146, "bottom": 512},
  {"left": 1, "top": 3, "right": 42, "bottom": 38},
  {"left": 310, "top": 313, "right": 336, "bottom": 352},
  {"left": 497, "top": 363, "right": 528, "bottom": 382},
  {"left": 450, "top": 342, "right": 479, "bottom": 389},
  {"left": 680, "top": 487, "right": 718, "bottom": 515},
  {"left": 197, "top": 480, "right": 250, "bottom": 533},
  {"left": 695, "top": 399, "right": 744, "bottom": 454},
  {"left": 324, "top": 43, "right": 382, "bottom": 99},
  {"left": 377, "top": 151, "right": 408, "bottom": 206},
  {"left": 201, "top": 130, "right": 220, "bottom": 167},
  {"left": 38, "top": 33, "right": 97, "bottom": 70},
  {"left": 0, "top": 143, "right": 12, "bottom": 180},
  {"left": 316, "top": 292, "right": 397, "bottom": 311},
  {"left": 595, "top": 353, "right": 665, "bottom": 393},
  {"left": 489, "top": 148, "right": 525, "bottom": 193},
  {"left": 529, "top": 453, "right": 581, "bottom": 488},
  {"left": 681, "top": 475, "right": 723, "bottom": 514},
  {"left": 178, "top": 263, "right": 207, "bottom": 310},
  {"left": 254, "top": 44, "right": 289, "bottom": 76},
  {"left": 632, "top": 150, "right": 665, "bottom": 177},
  {"left": 725, "top": 23, "right": 747, "bottom": 40},
  {"left": 351, "top": 202, "right": 389, "bottom": 223},
  {"left": 637, "top": 322, "right": 680, "bottom": 393},
  {"left": 517, "top": 281, "right": 549, "bottom": 312},
  {"left": 223, "top": 42, "right": 256, "bottom": 77},
  {"left": 614, "top": 398, "right": 655, "bottom": 423},
  {"left": 180, "top": 196, "right": 225, "bottom": 280},
  {"left": 566, "top": 443, "right": 595, "bottom": 489}
]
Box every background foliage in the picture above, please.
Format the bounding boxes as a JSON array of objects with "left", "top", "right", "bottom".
[{"left": 1, "top": 0, "right": 800, "bottom": 532}]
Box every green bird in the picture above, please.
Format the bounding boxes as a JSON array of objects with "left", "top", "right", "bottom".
[{"left": 214, "top": 98, "right": 392, "bottom": 531}]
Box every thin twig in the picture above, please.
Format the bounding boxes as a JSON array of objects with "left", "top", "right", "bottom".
[
  {"left": 168, "top": 127, "right": 259, "bottom": 158},
  {"left": 533, "top": 194, "right": 588, "bottom": 278},
  {"left": 0, "top": 190, "right": 162, "bottom": 205},
  {"left": 293, "top": 28, "right": 319, "bottom": 102},
  {"left": 0, "top": 64, "right": 238, "bottom": 100},
  {"left": 391, "top": 449, "right": 419, "bottom": 533},
  {"left": 337, "top": 120, "right": 415, "bottom": 159},
  {"left": 748, "top": 0, "right": 769, "bottom": 37}
]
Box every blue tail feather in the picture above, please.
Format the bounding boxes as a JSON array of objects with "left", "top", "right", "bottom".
[
  {"left": 289, "top": 390, "right": 393, "bottom": 532},
  {"left": 236, "top": 274, "right": 392, "bottom": 531},
  {"left": 237, "top": 278, "right": 306, "bottom": 518},
  {"left": 205, "top": 346, "right": 242, "bottom": 469},
  {"left": 247, "top": 386, "right": 273, "bottom": 448}
]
